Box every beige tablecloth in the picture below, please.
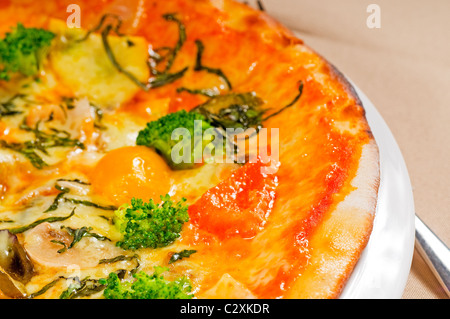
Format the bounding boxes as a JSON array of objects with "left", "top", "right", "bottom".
[{"left": 260, "top": 0, "right": 450, "bottom": 299}]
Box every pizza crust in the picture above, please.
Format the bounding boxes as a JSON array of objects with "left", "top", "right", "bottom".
[
  {"left": 232, "top": 2, "right": 381, "bottom": 298},
  {"left": 0, "top": 0, "right": 381, "bottom": 299},
  {"left": 285, "top": 139, "right": 380, "bottom": 298}
]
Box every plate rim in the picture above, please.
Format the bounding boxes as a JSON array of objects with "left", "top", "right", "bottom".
[{"left": 339, "top": 81, "right": 416, "bottom": 299}]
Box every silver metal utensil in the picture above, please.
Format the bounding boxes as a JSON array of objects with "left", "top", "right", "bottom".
[{"left": 415, "top": 216, "right": 450, "bottom": 297}]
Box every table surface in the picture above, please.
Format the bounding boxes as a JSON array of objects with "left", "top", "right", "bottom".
[{"left": 258, "top": 0, "right": 450, "bottom": 299}]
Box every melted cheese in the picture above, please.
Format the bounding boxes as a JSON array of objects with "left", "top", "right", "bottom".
[
  {"left": 48, "top": 19, "right": 149, "bottom": 107},
  {"left": 0, "top": 0, "right": 376, "bottom": 299},
  {"left": 200, "top": 274, "right": 257, "bottom": 299}
]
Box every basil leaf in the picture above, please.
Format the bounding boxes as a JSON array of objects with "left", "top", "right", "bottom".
[
  {"left": 194, "top": 40, "right": 232, "bottom": 90},
  {"left": 8, "top": 209, "right": 75, "bottom": 234},
  {"left": 169, "top": 250, "right": 197, "bottom": 264}
]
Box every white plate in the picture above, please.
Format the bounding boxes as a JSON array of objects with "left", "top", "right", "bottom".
[
  {"left": 240, "top": 0, "right": 416, "bottom": 299},
  {"left": 339, "top": 83, "right": 415, "bottom": 299}
]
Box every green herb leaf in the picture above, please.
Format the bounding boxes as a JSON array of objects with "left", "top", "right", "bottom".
[
  {"left": 191, "top": 92, "right": 265, "bottom": 130},
  {"left": 56, "top": 178, "right": 91, "bottom": 185},
  {"left": 8, "top": 209, "right": 75, "bottom": 234},
  {"left": 194, "top": 39, "right": 232, "bottom": 90},
  {"left": 176, "top": 87, "right": 220, "bottom": 97},
  {"left": 77, "top": 13, "right": 124, "bottom": 42},
  {"left": 101, "top": 24, "right": 150, "bottom": 91},
  {"left": 57, "top": 225, "right": 110, "bottom": 253},
  {"left": 158, "top": 13, "right": 187, "bottom": 73},
  {"left": 148, "top": 66, "right": 188, "bottom": 89},
  {"left": 27, "top": 277, "right": 65, "bottom": 299},
  {"left": 59, "top": 276, "right": 107, "bottom": 299},
  {"left": 44, "top": 179, "right": 117, "bottom": 213},
  {"left": 43, "top": 185, "right": 70, "bottom": 213},
  {"left": 0, "top": 94, "right": 25, "bottom": 117},
  {"left": 0, "top": 140, "right": 49, "bottom": 169},
  {"left": 168, "top": 250, "right": 197, "bottom": 264},
  {"left": 262, "top": 81, "right": 304, "bottom": 122},
  {"left": 99, "top": 254, "right": 141, "bottom": 275},
  {"left": 0, "top": 120, "right": 85, "bottom": 169},
  {"left": 50, "top": 240, "right": 68, "bottom": 254},
  {"left": 146, "top": 13, "right": 189, "bottom": 88},
  {"left": 63, "top": 198, "right": 118, "bottom": 211},
  {"left": 190, "top": 81, "right": 304, "bottom": 131}
]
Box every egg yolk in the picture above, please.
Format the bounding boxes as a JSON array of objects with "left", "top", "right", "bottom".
[{"left": 91, "top": 146, "right": 171, "bottom": 205}]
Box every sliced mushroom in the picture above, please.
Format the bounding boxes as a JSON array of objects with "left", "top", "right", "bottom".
[
  {"left": 23, "top": 223, "right": 124, "bottom": 269},
  {"left": 0, "top": 272, "right": 26, "bottom": 298},
  {"left": 0, "top": 230, "right": 35, "bottom": 298}
]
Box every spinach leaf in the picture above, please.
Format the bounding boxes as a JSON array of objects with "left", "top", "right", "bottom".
[
  {"left": 191, "top": 92, "right": 265, "bottom": 130},
  {"left": 191, "top": 81, "right": 304, "bottom": 131},
  {"left": 54, "top": 225, "right": 110, "bottom": 253},
  {"left": 8, "top": 209, "right": 75, "bottom": 234},
  {"left": 95, "top": 13, "right": 189, "bottom": 91},
  {"left": 176, "top": 87, "right": 220, "bottom": 97},
  {"left": 99, "top": 254, "right": 141, "bottom": 275},
  {"left": 0, "top": 94, "right": 25, "bottom": 117},
  {"left": 59, "top": 276, "right": 107, "bottom": 299},
  {"left": 0, "top": 120, "right": 85, "bottom": 169},
  {"left": 27, "top": 277, "right": 65, "bottom": 299},
  {"left": 157, "top": 14, "right": 187, "bottom": 73},
  {"left": 194, "top": 40, "right": 232, "bottom": 90},
  {"left": 262, "top": 81, "right": 304, "bottom": 122},
  {"left": 169, "top": 250, "right": 197, "bottom": 264},
  {"left": 148, "top": 67, "right": 188, "bottom": 88},
  {"left": 44, "top": 179, "right": 117, "bottom": 213}
]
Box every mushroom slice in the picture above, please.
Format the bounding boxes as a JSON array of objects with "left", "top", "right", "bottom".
[
  {"left": 0, "top": 272, "right": 26, "bottom": 298},
  {"left": 23, "top": 223, "right": 124, "bottom": 269},
  {"left": 0, "top": 230, "right": 35, "bottom": 298}
]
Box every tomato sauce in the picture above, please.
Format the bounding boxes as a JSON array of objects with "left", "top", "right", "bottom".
[{"left": 0, "top": 0, "right": 371, "bottom": 299}]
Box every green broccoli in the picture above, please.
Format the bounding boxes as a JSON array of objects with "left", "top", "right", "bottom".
[
  {"left": 114, "top": 195, "right": 189, "bottom": 251},
  {"left": 0, "top": 23, "right": 55, "bottom": 81},
  {"left": 136, "top": 110, "right": 217, "bottom": 170},
  {"left": 101, "top": 266, "right": 194, "bottom": 299}
]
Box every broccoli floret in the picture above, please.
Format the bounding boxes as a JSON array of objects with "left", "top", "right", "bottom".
[
  {"left": 114, "top": 195, "right": 189, "bottom": 251},
  {"left": 101, "top": 266, "right": 194, "bottom": 299},
  {"left": 136, "top": 110, "right": 216, "bottom": 170},
  {"left": 0, "top": 23, "right": 55, "bottom": 81}
]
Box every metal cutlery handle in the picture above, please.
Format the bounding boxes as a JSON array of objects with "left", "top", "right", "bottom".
[{"left": 415, "top": 216, "right": 450, "bottom": 297}]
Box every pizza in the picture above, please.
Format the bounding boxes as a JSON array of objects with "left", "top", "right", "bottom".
[{"left": 0, "top": 0, "right": 380, "bottom": 299}]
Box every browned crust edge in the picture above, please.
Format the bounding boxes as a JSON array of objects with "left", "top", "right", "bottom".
[{"left": 237, "top": 1, "right": 381, "bottom": 299}]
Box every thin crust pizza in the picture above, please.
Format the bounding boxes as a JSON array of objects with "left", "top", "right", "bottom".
[{"left": 0, "top": 0, "right": 379, "bottom": 299}]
